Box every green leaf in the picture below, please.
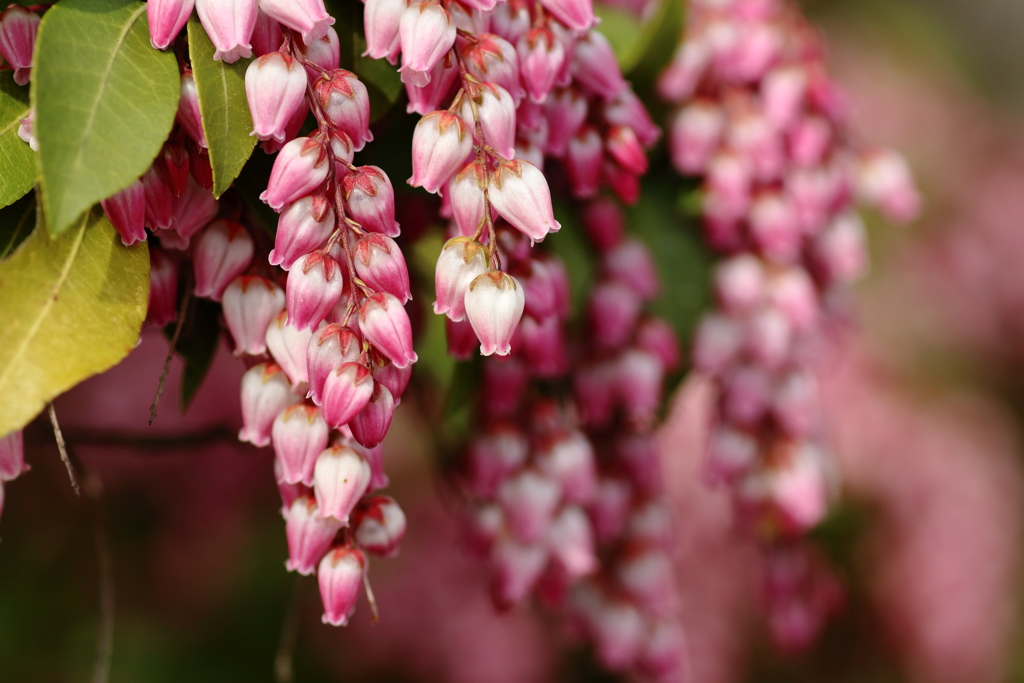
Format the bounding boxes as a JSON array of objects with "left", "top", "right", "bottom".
[
  {"left": 0, "top": 72, "right": 35, "bottom": 209},
  {"left": 0, "top": 207, "right": 150, "bottom": 436},
  {"left": 0, "top": 192, "right": 36, "bottom": 260},
  {"left": 33, "top": 0, "right": 179, "bottom": 236},
  {"left": 596, "top": 0, "right": 682, "bottom": 75},
  {"left": 187, "top": 16, "right": 257, "bottom": 199},
  {"left": 163, "top": 296, "right": 222, "bottom": 411}
]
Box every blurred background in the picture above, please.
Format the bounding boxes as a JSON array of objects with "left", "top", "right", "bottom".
[{"left": 4, "top": 0, "right": 1024, "bottom": 681}]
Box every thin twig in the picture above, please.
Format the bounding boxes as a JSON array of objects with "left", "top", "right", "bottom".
[
  {"left": 88, "top": 474, "right": 114, "bottom": 683},
  {"left": 149, "top": 287, "right": 193, "bottom": 425},
  {"left": 274, "top": 576, "right": 304, "bottom": 683},
  {"left": 362, "top": 569, "right": 379, "bottom": 624},
  {"left": 48, "top": 403, "right": 80, "bottom": 496}
]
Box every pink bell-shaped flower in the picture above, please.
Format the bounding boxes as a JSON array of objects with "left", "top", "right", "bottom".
[
  {"left": 270, "top": 195, "right": 335, "bottom": 270},
  {"left": 101, "top": 179, "right": 147, "bottom": 247},
  {"left": 196, "top": 0, "right": 258, "bottom": 63},
  {"left": 459, "top": 82, "right": 517, "bottom": 159},
  {"left": 265, "top": 312, "right": 314, "bottom": 389},
  {"left": 343, "top": 166, "right": 400, "bottom": 237},
  {"left": 543, "top": 88, "right": 587, "bottom": 156},
  {"left": 284, "top": 495, "right": 342, "bottom": 575},
  {"left": 321, "top": 363, "right": 375, "bottom": 429},
  {"left": 304, "top": 26, "right": 340, "bottom": 79},
  {"left": 238, "top": 363, "right": 301, "bottom": 447},
  {"left": 147, "top": 0, "right": 195, "bottom": 51},
  {"left": 193, "top": 220, "right": 254, "bottom": 301},
  {"left": 405, "top": 55, "right": 459, "bottom": 115},
  {"left": 260, "top": 137, "right": 329, "bottom": 210},
  {"left": 538, "top": 0, "right": 595, "bottom": 31},
  {"left": 0, "top": 430, "right": 27, "bottom": 482},
  {"left": 565, "top": 126, "right": 603, "bottom": 199},
  {"left": 251, "top": 9, "right": 283, "bottom": 56},
  {"left": 358, "top": 293, "right": 418, "bottom": 369},
  {"left": 449, "top": 161, "right": 489, "bottom": 236},
  {"left": 306, "top": 325, "right": 362, "bottom": 405},
  {"left": 273, "top": 405, "right": 330, "bottom": 486},
  {"left": 669, "top": 101, "right": 725, "bottom": 174},
  {"left": 497, "top": 469, "right": 561, "bottom": 544},
  {"left": 363, "top": 0, "right": 405, "bottom": 63},
  {"left": 313, "top": 445, "right": 372, "bottom": 523},
  {"left": 286, "top": 251, "right": 345, "bottom": 331},
  {"left": 353, "top": 234, "right": 411, "bottom": 303},
  {"left": 0, "top": 6, "right": 39, "bottom": 86},
  {"left": 147, "top": 248, "right": 179, "bottom": 327},
  {"left": 489, "top": 159, "right": 561, "bottom": 243},
  {"left": 318, "top": 546, "right": 366, "bottom": 626},
  {"left": 434, "top": 237, "right": 490, "bottom": 322},
  {"left": 353, "top": 495, "right": 406, "bottom": 559},
  {"left": 408, "top": 111, "right": 473, "bottom": 194},
  {"left": 606, "top": 126, "right": 648, "bottom": 176},
  {"left": 159, "top": 141, "right": 190, "bottom": 198},
  {"left": 535, "top": 431, "right": 597, "bottom": 505},
  {"left": 588, "top": 280, "right": 641, "bottom": 351},
  {"left": 546, "top": 505, "right": 597, "bottom": 580},
  {"left": 176, "top": 72, "right": 207, "bottom": 148},
  {"left": 168, "top": 175, "right": 218, "bottom": 244},
  {"left": 246, "top": 52, "right": 308, "bottom": 142},
  {"left": 571, "top": 32, "right": 626, "bottom": 98},
  {"left": 315, "top": 69, "right": 373, "bottom": 151},
  {"left": 490, "top": 537, "right": 547, "bottom": 608},
  {"left": 635, "top": 317, "right": 681, "bottom": 371},
  {"left": 348, "top": 381, "right": 394, "bottom": 448},
  {"left": 398, "top": 1, "right": 456, "bottom": 86},
  {"left": 222, "top": 275, "right": 286, "bottom": 356},
  {"left": 517, "top": 28, "right": 564, "bottom": 104},
  {"left": 371, "top": 355, "right": 413, "bottom": 400},
  {"left": 259, "top": 0, "right": 334, "bottom": 44},
  {"left": 466, "top": 424, "right": 528, "bottom": 497},
  {"left": 462, "top": 34, "right": 523, "bottom": 104},
  {"left": 603, "top": 238, "right": 659, "bottom": 301},
  {"left": 464, "top": 270, "right": 525, "bottom": 356}
]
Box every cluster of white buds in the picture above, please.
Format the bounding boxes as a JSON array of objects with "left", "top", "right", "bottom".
[
  {"left": 659, "top": 0, "right": 920, "bottom": 649},
  {"left": 139, "top": 0, "right": 412, "bottom": 628}
]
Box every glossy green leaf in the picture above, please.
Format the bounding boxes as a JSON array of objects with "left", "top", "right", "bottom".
[
  {"left": 33, "top": 0, "right": 179, "bottom": 236},
  {"left": 596, "top": 0, "right": 682, "bottom": 74},
  {"left": 164, "top": 296, "right": 222, "bottom": 411},
  {"left": 0, "top": 72, "right": 35, "bottom": 209},
  {"left": 0, "top": 192, "right": 36, "bottom": 260},
  {"left": 187, "top": 16, "right": 257, "bottom": 199},
  {"left": 0, "top": 207, "right": 150, "bottom": 436}
]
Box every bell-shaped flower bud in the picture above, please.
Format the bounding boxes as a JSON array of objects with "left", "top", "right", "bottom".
[
  {"left": 459, "top": 82, "right": 516, "bottom": 159},
  {"left": 590, "top": 477, "right": 630, "bottom": 543},
  {"left": 274, "top": 405, "right": 330, "bottom": 486},
  {"left": 286, "top": 251, "right": 344, "bottom": 331},
  {"left": 0, "top": 6, "right": 38, "bottom": 86},
  {"left": 358, "top": 293, "right": 417, "bottom": 368},
  {"left": 517, "top": 258, "right": 559, "bottom": 320},
  {"left": 169, "top": 175, "right": 218, "bottom": 243},
  {"left": 538, "top": 0, "right": 594, "bottom": 31},
  {"left": 343, "top": 166, "right": 400, "bottom": 237},
  {"left": 465, "top": 270, "right": 524, "bottom": 356},
  {"left": 544, "top": 88, "right": 587, "bottom": 156},
  {"left": 349, "top": 383, "right": 395, "bottom": 449},
  {"left": 245, "top": 52, "right": 308, "bottom": 142},
  {"left": 615, "top": 348, "right": 665, "bottom": 430},
  {"left": 398, "top": 1, "right": 456, "bottom": 86},
  {"left": 193, "top": 220, "right": 254, "bottom": 300},
  {"left": 322, "top": 363, "right": 374, "bottom": 428},
  {"left": 147, "top": 248, "right": 179, "bottom": 328},
  {"left": 606, "top": 126, "right": 648, "bottom": 176},
  {"left": 239, "top": 363, "right": 301, "bottom": 446},
  {"left": 353, "top": 495, "right": 406, "bottom": 559},
  {"left": 603, "top": 238, "right": 659, "bottom": 301},
  {"left": 408, "top": 111, "right": 473, "bottom": 194},
  {"left": 147, "top": 0, "right": 194, "bottom": 51},
  {"left": 307, "top": 325, "right": 362, "bottom": 405},
  {"left": 261, "top": 137, "right": 329, "bottom": 210},
  {"left": 283, "top": 495, "right": 341, "bottom": 574},
  {"left": 617, "top": 548, "right": 677, "bottom": 617},
  {"left": 363, "top": 0, "right": 404, "bottom": 62},
  {"left": 856, "top": 147, "right": 921, "bottom": 224},
  {"left": 588, "top": 281, "right": 641, "bottom": 351},
  {"left": 318, "top": 546, "right": 365, "bottom": 626},
  {"left": 313, "top": 445, "right": 372, "bottom": 522},
  {"left": 565, "top": 126, "right": 603, "bottom": 199},
  {"left": 571, "top": 32, "right": 626, "bottom": 99},
  {"left": 270, "top": 195, "right": 335, "bottom": 270},
  {"left": 547, "top": 505, "right": 597, "bottom": 580},
  {"left": 176, "top": 72, "right": 207, "bottom": 147},
  {"left": 251, "top": 8, "right": 283, "bottom": 56},
  {"left": 490, "top": 0, "right": 530, "bottom": 43},
  {"left": 222, "top": 275, "right": 286, "bottom": 355},
  {"left": 315, "top": 69, "right": 373, "bottom": 151},
  {"left": 372, "top": 358, "right": 412, "bottom": 402},
  {"left": 259, "top": 0, "right": 334, "bottom": 44},
  {"left": 196, "top": 0, "right": 257, "bottom": 63},
  {"left": 265, "top": 312, "right": 314, "bottom": 388},
  {"left": 491, "top": 537, "right": 547, "bottom": 608},
  {"left": 603, "top": 159, "right": 640, "bottom": 205},
  {"left": 189, "top": 144, "right": 215, "bottom": 191},
  {"left": 635, "top": 317, "right": 681, "bottom": 372},
  {"left": 517, "top": 28, "right": 564, "bottom": 104},
  {"left": 520, "top": 314, "right": 568, "bottom": 378},
  {"left": 101, "top": 179, "right": 147, "bottom": 247},
  {"left": 353, "top": 234, "right": 411, "bottom": 303},
  {"left": 405, "top": 55, "right": 459, "bottom": 115},
  {"left": 498, "top": 469, "right": 561, "bottom": 544},
  {"left": 466, "top": 424, "right": 528, "bottom": 497},
  {"left": 536, "top": 431, "right": 597, "bottom": 505},
  {"left": 581, "top": 197, "right": 624, "bottom": 252},
  {"left": 714, "top": 254, "right": 764, "bottom": 313},
  {"left": 159, "top": 141, "right": 190, "bottom": 198},
  {"left": 0, "top": 430, "right": 27, "bottom": 482},
  {"left": 449, "top": 161, "right": 489, "bottom": 236},
  {"left": 669, "top": 101, "right": 725, "bottom": 175},
  {"left": 304, "top": 26, "right": 340, "bottom": 79},
  {"left": 489, "top": 160, "right": 561, "bottom": 243},
  {"left": 691, "top": 313, "right": 742, "bottom": 375},
  {"left": 433, "top": 237, "right": 490, "bottom": 322},
  {"left": 462, "top": 33, "right": 523, "bottom": 104}
]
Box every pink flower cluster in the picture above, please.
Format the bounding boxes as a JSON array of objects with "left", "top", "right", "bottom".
[
  {"left": 659, "top": 0, "right": 919, "bottom": 648},
  {"left": 0, "top": 431, "right": 28, "bottom": 524},
  {"left": 139, "top": 4, "right": 415, "bottom": 628}
]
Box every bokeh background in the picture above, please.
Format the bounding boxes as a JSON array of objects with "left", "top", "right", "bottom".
[{"left": 4, "top": 0, "right": 1024, "bottom": 681}]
